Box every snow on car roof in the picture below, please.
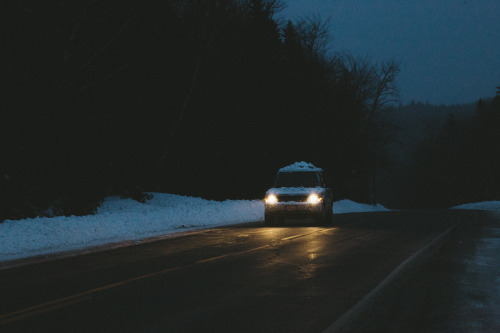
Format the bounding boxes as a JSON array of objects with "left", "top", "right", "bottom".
[{"left": 278, "top": 161, "right": 322, "bottom": 172}]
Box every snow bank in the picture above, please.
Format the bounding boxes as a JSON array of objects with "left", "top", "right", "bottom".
[
  {"left": 0, "top": 194, "right": 263, "bottom": 262},
  {"left": 451, "top": 225, "right": 500, "bottom": 330},
  {"left": 333, "top": 199, "right": 391, "bottom": 214},
  {"left": 451, "top": 201, "right": 500, "bottom": 211},
  {"left": 0, "top": 194, "right": 390, "bottom": 262}
]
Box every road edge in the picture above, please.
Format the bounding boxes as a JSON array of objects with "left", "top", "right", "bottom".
[{"left": 323, "top": 222, "right": 460, "bottom": 333}]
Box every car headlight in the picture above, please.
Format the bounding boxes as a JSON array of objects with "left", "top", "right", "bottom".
[
  {"left": 265, "top": 194, "right": 278, "bottom": 204},
  {"left": 307, "top": 193, "right": 322, "bottom": 204}
]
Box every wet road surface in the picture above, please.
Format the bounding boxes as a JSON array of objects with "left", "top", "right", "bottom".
[{"left": 0, "top": 210, "right": 484, "bottom": 332}]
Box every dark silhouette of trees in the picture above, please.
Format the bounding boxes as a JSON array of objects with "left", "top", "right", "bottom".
[
  {"left": 415, "top": 113, "right": 464, "bottom": 207},
  {"left": 1, "top": 0, "right": 401, "bottom": 221},
  {"left": 465, "top": 95, "right": 500, "bottom": 201},
  {"left": 382, "top": 92, "right": 499, "bottom": 209}
]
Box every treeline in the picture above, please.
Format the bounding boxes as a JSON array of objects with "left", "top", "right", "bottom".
[
  {"left": 1, "top": 0, "right": 399, "bottom": 220},
  {"left": 381, "top": 97, "right": 500, "bottom": 208}
]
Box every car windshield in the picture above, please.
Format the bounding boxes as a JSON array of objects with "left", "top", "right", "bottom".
[{"left": 274, "top": 172, "right": 320, "bottom": 188}]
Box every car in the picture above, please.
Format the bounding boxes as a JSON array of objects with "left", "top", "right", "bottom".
[{"left": 264, "top": 162, "right": 333, "bottom": 226}]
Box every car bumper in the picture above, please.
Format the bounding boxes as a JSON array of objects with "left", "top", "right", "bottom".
[{"left": 265, "top": 202, "right": 324, "bottom": 218}]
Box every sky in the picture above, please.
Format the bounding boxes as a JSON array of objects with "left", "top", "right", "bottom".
[{"left": 279, "top": 0, "right": 500, "bottom": 105}]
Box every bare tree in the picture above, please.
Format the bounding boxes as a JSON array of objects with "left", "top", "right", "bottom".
[
  {"left": 339, "top": 54, "right": 400, "bottom": 137},
  {"left": 294, "top": 15, "right": 331, "bottom": 60},
  {"left": 338, "top": 54, "right": 400, "bottom": 204}
]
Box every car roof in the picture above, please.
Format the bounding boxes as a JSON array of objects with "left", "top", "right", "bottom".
[{"left": 278, "top": 161, "right": 323, "bottom": 172}]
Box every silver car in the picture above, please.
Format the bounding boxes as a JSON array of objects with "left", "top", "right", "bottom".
[{"left": 264, "top": 162, "right": 333, "bottom": 226}]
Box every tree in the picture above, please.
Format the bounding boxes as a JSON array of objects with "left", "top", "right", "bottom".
[
  {"left": 294, "top": 15, "right": 331, "bottom": 61},
  {"left": 334, "top": 55, "right": 400, "bottom": 202},
  {"left": 1, "top": 0, "right": 404, "bottom": 220}
]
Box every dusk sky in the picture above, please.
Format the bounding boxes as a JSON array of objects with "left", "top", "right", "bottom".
[{"left": 280, "top": 0, "right": 500, "bottom": 105}]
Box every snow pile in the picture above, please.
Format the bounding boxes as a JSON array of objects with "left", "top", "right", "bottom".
[
  {"left": 333, "top": 199, "right": 391, "bottom": 214},
  {"left": 451, "top": 201, "right": 500, "bottom": 211},
  {"left": 279, "top": 161, "right": 322, "bottom": 172},
  {"left": 0, "top": 194, "right": 390, "bottom": 262},
  {"left": 0, "top": 194, "right": 263, "bottom": 262},
  {"left": 452, "top": 226, "right": 500, "bottom": 329}
]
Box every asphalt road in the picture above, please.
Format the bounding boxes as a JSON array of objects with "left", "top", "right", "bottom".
[{"left": 0, "top": 210, "right": 480, "bottom": 332}]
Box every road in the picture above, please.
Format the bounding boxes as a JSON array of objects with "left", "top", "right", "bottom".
[{"left": 0, "top": 210, "right": 484, "bottom": 332}]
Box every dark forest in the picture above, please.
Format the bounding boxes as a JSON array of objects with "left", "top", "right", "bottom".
[{"left": 1, "top": 0, "right": 499, "bottom": 221}]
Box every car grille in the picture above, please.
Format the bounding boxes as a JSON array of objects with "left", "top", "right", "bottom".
[{"left": 278, "top": 194, "right": 308, "bottom": 202}]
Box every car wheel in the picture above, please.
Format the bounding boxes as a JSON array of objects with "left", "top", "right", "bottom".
[
  {"left": 325, "top": 204, "right": 334, "bottom": 225},
  {"left": 264, "top": 215, "right": 274, "bottom": 226},
  {"left": 275, "top": 217, "right": 284, "bottom": 226},
  {"left": 316, "top": 209, "right": 326, "bottom": 225},
  {"left": 265, "top": 214, "right": 282, "bottom": 226}
]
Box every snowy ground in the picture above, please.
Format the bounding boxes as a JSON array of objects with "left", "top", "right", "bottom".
[
  {"left": 0, "top": 193, "right": 389, "bottom": 262},
  {"left": 452, "top": 201, "right": 500, "bottom": 211},
  {"left": 453, "top": 219, "right": 500, "bottom": 331},
  {"left": 451, "top": 202, "right": 500, "bottom": 331},
  {"left": 332, "top": 199, "right": 390, "bottom": 214}
]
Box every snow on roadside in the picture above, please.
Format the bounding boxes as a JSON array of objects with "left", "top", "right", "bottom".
[
  {"left": 451, "top": 201, "right": 500, "bottom": 211},
  {"left": 0, "top": 193, "right": 390, "bottom": 262},
  {"left": 0, "top": 194, "right": 262, "bottom": 262},
  {"left": 451, "top": 224, "right": 500, "bottom": 330},
  {"left": 333, "top": 199, "right": 390, "bottom": 214}
]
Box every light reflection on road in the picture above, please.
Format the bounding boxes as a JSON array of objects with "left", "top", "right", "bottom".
[{"left": 256, "top": 226, "right": 335, "bottom": 280}]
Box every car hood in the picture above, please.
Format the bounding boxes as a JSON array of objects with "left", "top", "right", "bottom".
[{"left": 266, "top": 187, "right": 325, "bottom": 196}]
